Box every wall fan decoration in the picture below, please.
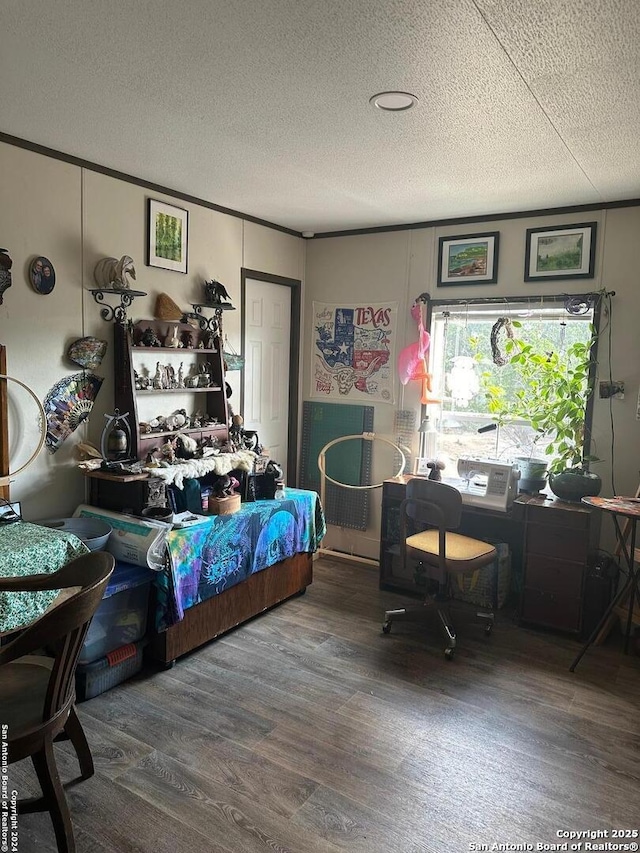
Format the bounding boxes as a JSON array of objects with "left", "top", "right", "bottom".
[{"left": 44, "top": 372, "right": 103, "bottom": 453}]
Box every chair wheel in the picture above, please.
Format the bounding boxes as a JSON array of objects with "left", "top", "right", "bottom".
[
  {"left": 382, "top": 621, "right": 392, "bottom": 634},
  {"left": 484, "top": 623, "right": 493, "bottom": 636},
  {"left": 444, "top": 647, "right": 455, "bottom": 660}
]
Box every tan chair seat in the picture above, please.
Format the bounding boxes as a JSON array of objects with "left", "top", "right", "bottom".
[
  {"left": 407, "top": 529, "right": 496, "bottom": 572},
  {"left": 3, "top": 655, "right": 55, "bottom": 735}
]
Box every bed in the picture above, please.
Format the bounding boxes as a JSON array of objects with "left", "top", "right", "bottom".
[{"left": 148, "top": 488, "right": 325, "bottom": 665}]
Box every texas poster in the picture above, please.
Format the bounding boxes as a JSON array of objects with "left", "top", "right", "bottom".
[{"left": 311, "top": 301, "right": 397, "bottom": 403}]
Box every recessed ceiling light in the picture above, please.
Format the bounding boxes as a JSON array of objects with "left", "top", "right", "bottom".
[{"left": 369, "top": 91, "right": 418, "bottom": 111}]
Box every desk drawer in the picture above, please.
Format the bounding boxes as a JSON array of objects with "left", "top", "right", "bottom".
[
  {"left": 526, "top": 522, "right": 588, "bottom": 561},
  {"left": 524, "top": 554, "right": 584, "bottom": 598},
  {"left": 520, "top": 588, "right": 581, "bottom": 632},
  {"left": 526, "top": 503, "right": 590, "bottom": 530}
]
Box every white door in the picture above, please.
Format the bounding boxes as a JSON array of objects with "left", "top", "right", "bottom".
[{"left": 243, "top": 279, "right": 292, "bottom": 480}]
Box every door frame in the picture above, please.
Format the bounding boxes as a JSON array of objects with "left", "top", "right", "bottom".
[{"left": 240, "top": 268, "right": 301, "bottom": 484}]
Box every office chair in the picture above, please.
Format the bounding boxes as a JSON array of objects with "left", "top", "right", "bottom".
[
  {"left": 0, "top": 551, "right": 114, "bottom": 853},
  {"left": 383, "top": 478, "right": 496, "bottom": 659}
]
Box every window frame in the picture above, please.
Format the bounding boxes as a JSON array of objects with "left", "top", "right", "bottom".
[{"left": 421, "top": 292, "right": 603, "bottom": 465}]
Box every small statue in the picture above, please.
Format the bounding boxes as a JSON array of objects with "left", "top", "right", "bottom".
[
  {"left": 177, "top": 363, "right": 185, "bottom": 388},
  {"left": 175, "top": 433, "right": 198, "bottom": 459},
  {"left": 229, "top": 413, "right": 244, "bottom": 448},
  {"left": 427, "top": 459, "right": 446, "bottom": 481},
  {"left": 204, "top": 279, "right": 232, "bottom": 306},
  {"left": 160, "top": 437, "right": 176, "bottom": 464},
  {"left": 141, "top": 326, "right": 162, "bottom": 347},
  {"left": 153, "top": 362, "right": 164, "bottom": 390},
  {"left": 212, "top": 474, "right": 237, "bottom": 498},
  {"left": 181, "top": 330, "right": 194, "bottom": 348},
  {"left": 203, "top": 330, "right": 217, "bottom": 350},
  {"left": 164, "top": 324, "right": 181, "bottom": 348},
  {"left": 94, "top": 255, "right": 136, "bottom": 291}
]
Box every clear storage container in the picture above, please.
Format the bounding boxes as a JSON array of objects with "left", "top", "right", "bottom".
[{"left": 78, "top": 562, "right": 152, "bottom": 665}]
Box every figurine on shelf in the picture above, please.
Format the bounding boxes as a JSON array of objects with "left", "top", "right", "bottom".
[
  {"left": 204, "top": 279, "right": 233, "bottom": 307},
  {"left": 177, "top": 363, "right": 185, "bottom": 388},
  {"left": 175, "top": 433, "right": 198, "bottom": 459},
  {"left": 229, "top": 413, "right": 244, "bottom": 449},
  {"left": 200, "top": 435, "right": 221, "bottom": 457},
  {"left": 203, "top": 330, "right": 217, "bottom": 350},
  {"left": 181, "top": 330, "right": 194, "bottom": 349},
  {"left": 94, "top": 255, "right": 136, "bottom": 291},
  {"left": 141, "top": 326, "right": 162, "bottom": 347},
  {"left": 153, "top": 362, "right": 163, "bottom": 389},
  {"left": 160, "top": 437, "right": 177, "bottom": 464},
  {"left": 164, "top": 324, "right": 182, "bottom": 348}
]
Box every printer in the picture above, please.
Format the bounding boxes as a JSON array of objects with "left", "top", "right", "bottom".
[{"left": 442, "top": 457, "right": 520, "bottom": 513}]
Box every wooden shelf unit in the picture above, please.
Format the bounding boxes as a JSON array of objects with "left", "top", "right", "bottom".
[{"left": 114, "top": 319, "right": 229, "bottom": 460}]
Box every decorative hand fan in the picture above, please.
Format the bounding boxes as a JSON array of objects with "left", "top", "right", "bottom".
[{"left": 44, "top": 372, "right": 103, "bottom": 453}]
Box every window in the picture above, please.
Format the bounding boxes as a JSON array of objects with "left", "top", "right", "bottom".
[{"left": 425, "top": 296, "right": 597, "bottom": 474}]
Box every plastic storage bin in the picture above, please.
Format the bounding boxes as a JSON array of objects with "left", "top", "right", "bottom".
[
  {"left": 76, "top": 640, "right": 146, "bottom": 701},
  {"left": 78, "top": 561, "right": 152, "bottom": 665}
]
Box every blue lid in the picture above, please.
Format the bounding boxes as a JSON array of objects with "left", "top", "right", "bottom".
[{"left": 104, "top": 561, "right": 154, "bottom": 599}]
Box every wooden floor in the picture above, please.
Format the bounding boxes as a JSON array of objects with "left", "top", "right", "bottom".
[{"left": 9, "top": 556, "right": 640, "bottom": 852}]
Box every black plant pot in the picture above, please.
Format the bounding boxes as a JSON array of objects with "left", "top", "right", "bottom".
[{"left": 548, "top": 469, "right": 602, "bottom": 503}]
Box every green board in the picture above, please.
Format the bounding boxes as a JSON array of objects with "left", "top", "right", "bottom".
[{"left": 300, "top": 402, "right": 374, "bottom": 529}]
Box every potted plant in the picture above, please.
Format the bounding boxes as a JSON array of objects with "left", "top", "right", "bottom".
[{"left": 481, "top": 328, "right": 601, "bottom": 502}]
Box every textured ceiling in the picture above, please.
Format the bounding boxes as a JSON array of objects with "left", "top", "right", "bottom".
[{"left": 1, "top": 0, "right": 639, "bottom": 233}]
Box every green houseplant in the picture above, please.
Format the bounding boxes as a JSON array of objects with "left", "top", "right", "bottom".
[{"left": 482, "top": 328, "right": 601, "bottom": 501}]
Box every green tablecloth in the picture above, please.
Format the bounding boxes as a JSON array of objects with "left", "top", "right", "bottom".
[{"left": 0, "top": 522, "right": 89, "bottom": 633}]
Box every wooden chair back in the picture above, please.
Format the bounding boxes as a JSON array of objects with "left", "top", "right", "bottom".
[{"left": 0, "top": 551, "right": 114, "bottom": 724}]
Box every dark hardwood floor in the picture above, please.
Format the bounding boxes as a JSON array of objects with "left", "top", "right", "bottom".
[{"left": 9, "top": 557, "right": 640, "bottom": 852}]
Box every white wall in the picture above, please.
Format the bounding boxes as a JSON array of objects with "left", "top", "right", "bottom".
[
  {"left": 0, "top": 141, "right": 303, "bottom": 520},
  {"left": 305, "top": 209, "right": 640, "bottom": 558}
]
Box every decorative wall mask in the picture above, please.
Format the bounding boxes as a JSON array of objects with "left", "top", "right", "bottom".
[
  {"left": 0, "top": 248, "right": 12, "bottom": 304},
  {"left": 94, "top": 255, "right": 136, "bottom": 290},
  {"left": 30, "top": 256, "right": 56, "bottom": 294}
]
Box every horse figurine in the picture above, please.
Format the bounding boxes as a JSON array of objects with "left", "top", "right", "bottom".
[
  {"left": 204, "top": 279, "right": 232, "bottom": 306},
  {"left": 94, "top": 255, "right": 136, "bottom": 290}
]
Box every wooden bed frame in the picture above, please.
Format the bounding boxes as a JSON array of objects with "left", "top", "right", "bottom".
[{"left": 147, "top": 552, "right": 312, "bottom": 666}]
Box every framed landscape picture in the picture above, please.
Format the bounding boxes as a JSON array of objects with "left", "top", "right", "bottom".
[
  {"left": 147, "top": 198, "right": 189, "bottom": 273},
  {"left": 524, "top": 222, "right": 597, "bottom": 281},
  {"left": 437, "top": 232, "right": 499, "bottom": 286}
]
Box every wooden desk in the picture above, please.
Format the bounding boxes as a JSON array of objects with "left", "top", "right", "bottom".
[
  {"left": 379, "top": 478, "right": 606, "bottom": 635},
  {"left": 379, "top": 476, "right": 524, "bottom": 601}
]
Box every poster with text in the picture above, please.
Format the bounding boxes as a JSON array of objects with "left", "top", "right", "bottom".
[{"left": 311, "top": 301, "right": 397, "bottom": 403}]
